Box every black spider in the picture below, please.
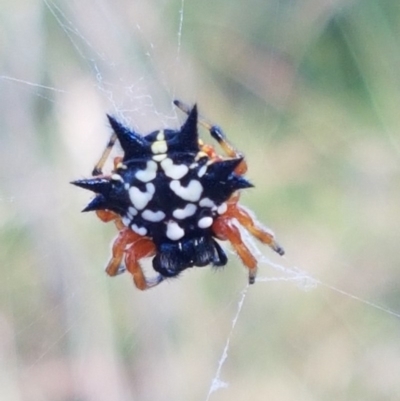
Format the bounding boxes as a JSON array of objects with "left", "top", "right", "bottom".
[{"left": 72, "top": 100, "right": 284, "bottom": 290}]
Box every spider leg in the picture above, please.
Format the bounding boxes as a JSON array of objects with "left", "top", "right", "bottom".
[
  {"left": 226, "top": 201, "right": 285, "bottom": 256},
  {"left": 95, "top": 210, "right": 125, "bottom": 230},
  {"left": 105, "top": 229, "right": 141, "bottom": 276},
  {"left": 206, "top": 126, "right": 247, "bottom": 175},
  {"left": 125, "top": 238, "right": 163, "bottom": 290},
  {"left": 174, "top": 99, "right": 247, "bottom": 175},
  {"left": 212, "top": 217, "right": 258, "bottom": 284},
  {"left": 96, "top": 210, "right": 119, "bottom": 223},
  {"left": 92, "top": 133, "right": 118, "bottom": 176}
]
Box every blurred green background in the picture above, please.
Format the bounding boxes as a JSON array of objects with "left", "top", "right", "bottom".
[{"left": 1, "top": 0, "right": 400, "bottom": 400}]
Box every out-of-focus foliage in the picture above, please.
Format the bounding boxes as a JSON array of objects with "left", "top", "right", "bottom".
[{"left": 1, "top": 1, "right": 400, "bottom": 400}]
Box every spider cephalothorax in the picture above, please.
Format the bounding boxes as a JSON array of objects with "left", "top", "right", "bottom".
[{"left": 72, "top": 100, "right": 284, "bottom": 290}]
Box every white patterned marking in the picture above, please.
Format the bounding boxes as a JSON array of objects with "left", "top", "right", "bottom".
[
  {"left": 217, "top": 202, "right": 227, "bottom": 215},
  {"left": 197, "top": 165, "right": 207, "bottom": 177},
  {"left": 136, "top": 160, "right": 157, "bottom": 182},
  {"left": 161, "top": 158, "right": 189, "bottom": 179},
  {"left": 128, "top": 207, "right": 138, "bottom": 216},
  {"left": 172, "top": 203, "right": 197, "bottom": 219},
  {"left": 153, "top": 154, "right": 167, "bottom": 162},
  {"left": 131, "top": 224, "right": 147, "bottom": 236},
  {"left": 122, "top": 215, "right": 131, "bottom": 227},
  {"left": 128, "top": 183, "right": 155, "bottom": 210},
  {"left": 199, "top": 197, "right": 215, "bottom": 208},
  {"left": 170, "top": 179, "right": 203, "bottom": 202},
  {"left": 111, "top": 174, "right": 123, "bottom": 182},
  {"left": 166, "top": 221, "right": 185, "bottom": 241},
  {"left": 198, "top": 216, "right": 213, "bottom": 229},
  {"left": 142, "top": 209, "right": 166, "bottom": 222}
]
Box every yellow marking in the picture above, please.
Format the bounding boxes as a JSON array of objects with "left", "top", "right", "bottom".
[
  {"left": 195, "top": 151, "right": 208, "bottom": 161},
  {"left": 153, "top": 154, "right": 167, "bottom": 162},
  {"left": 156, "top": 130, "right": 165, "bottom": 141},
  {"left": 151, "top": 140, "right": 168, "bottom": 154}
]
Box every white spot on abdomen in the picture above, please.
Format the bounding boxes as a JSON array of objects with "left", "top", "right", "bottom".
[
  {"left": 198, "top": 216, "right": 213, "bottom": 229},
  {"left": 172, "top": 203, "right": 197, "bottom": 219},
  {"left": 170, "top": 179, "right": 203, "bottom": 202},
  {"left": 128, "top": 207, "right": 138, "bottom": 216},
  {"left": 166, "top": 221, "right": 185, "bottom": 240},
  {"left": 131, "top": 224, "right": 147, "bottom": 236},
  {"left": 136, "top": 161, "right": 157, "bottom": 182},
  {"left": 199, "top": 197, "right": 215, "bottom": 208},
  {"left": 153, "top": 154, "right": 167, "bottom": 162},
  {"left": 128, "top": 183, "right": 155, "bottom": 210},
  {"left": 197, "top": 165, "right": 207, "bottom": 177},
  {"left": 111, "top": 174, "right": 123, "bottom": 182},
  {"left": 142, "top": 209, "right": 166, "bottom": 222},
  {"left": 217, "top": 202, "right": 227, "bottom": 215},
  {"left": 122, "top": 215, "right": 131, "bottom": 227},
  {"left": 161, "top": 158, "right": 189, "bottom": 179}
]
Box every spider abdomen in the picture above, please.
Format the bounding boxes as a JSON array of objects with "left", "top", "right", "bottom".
[{"left": 113, "top": 149, "right": 246, "bottom": 245}]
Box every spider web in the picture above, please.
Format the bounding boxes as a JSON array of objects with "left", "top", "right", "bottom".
[{"left": 2, "top": 1, "right": 400, "bottom": 400}]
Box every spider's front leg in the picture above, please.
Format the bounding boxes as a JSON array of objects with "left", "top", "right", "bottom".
[
  {"left": 124, "top": 238, "right": 163, "bottom": 290},
  {"left": 206, "top": 125, "right": 247, "bottom": 175},
  {"left": 92, "top": 133, "right": 118, "bottom": 176},
  {"left": 226, "top": 200, "right": 285, "bottom": 256},
  {"left": 95, "top": 210, "right": 125, "bottom": 230},
  {"left": 212, "top": 216, "right": 258, "bottom": 284},
  {"left": 105, "top": 228, "right": 141, "bottom": 276}
]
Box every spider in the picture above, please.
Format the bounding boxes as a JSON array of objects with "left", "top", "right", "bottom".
[{"left": 72, "top": 100, "right": 284, "bottom": 290}]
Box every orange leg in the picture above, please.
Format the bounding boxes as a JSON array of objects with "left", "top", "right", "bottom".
[
  {"left": 199, "top": 143, "right": 247, "bottom": 175},
  {"left": 96, "top": 210, "right": 118, "bottom": 222},
  {"left": 125, "top": 238, "right": 163, "bottom": 290},
  {"left": 233, "top": 159, "right": 247, "bottom": 176},
  {"left": 212, "top": 217, "right": 258, "bottom": 284},
  {"left": 205, "top": 134, "right": 247, "bottom": 175},
  {"left": 105, "top": 229, "right": 142, "bottom": 276},
  {"left": 113, "top": 156, "right": 123, "bottom": 169},
  {"left": 95, "top": 210, "right": 125, "bottom": 230},
  {"left": 227, "top": 202, "right": 284, "bottom": 256}
]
